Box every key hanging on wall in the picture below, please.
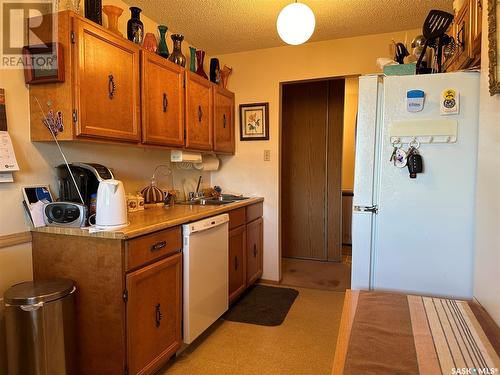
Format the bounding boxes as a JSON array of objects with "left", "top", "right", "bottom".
[{"left": 407, "top": 139, "right": 423, "bottom": 179}]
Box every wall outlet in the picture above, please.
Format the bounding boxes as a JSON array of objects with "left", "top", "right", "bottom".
[{"left": 264, "top": 150, "right": 271, "bottom": 162}]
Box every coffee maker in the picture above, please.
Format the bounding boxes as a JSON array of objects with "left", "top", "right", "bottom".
[{"left": 56, "top": 163, "right": 114, "bottom": 214}]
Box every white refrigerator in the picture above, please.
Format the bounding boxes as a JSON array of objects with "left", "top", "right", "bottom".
[{"left": 351, "top": 72, "right": 480, "bottom": 299}]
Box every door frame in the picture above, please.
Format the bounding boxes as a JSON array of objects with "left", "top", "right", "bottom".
[{"left": 278, "top": 75, "right": 360, "bottom": 279}]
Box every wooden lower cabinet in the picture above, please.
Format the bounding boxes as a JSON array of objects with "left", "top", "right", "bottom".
[
  {"left": 126, "top": 252, "right": 182, "bottom": 375},
  {"left": 228, "top": 225, "right": 246, "bottom": 303},
  {"left": 227, "top": 203, "right": 264, "bottom": 303},
  {"left": 246, "top": 217, "right": 263, "bottom": 285}
]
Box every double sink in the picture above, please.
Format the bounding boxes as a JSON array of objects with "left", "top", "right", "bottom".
[{"left": 179, "top": 195, "right": 250, "bottom": 206}]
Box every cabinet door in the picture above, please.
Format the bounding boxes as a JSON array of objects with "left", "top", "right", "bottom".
[
  {"left": 141, "top": 52, "right": 185, "bottom": 147},
  {"left": 73, "top": 18, "right": 140, "bottom": 142},
  {"left": 213, "top": 87, "right": 235, "bottom": 154},
  {"left": 185, "top": 72, "right": 213, "bottom": 151},
  {"left": 470, "top": 0, "right": 482, "bottom": 57},
  {"left": 246, "top": 217, "right": 263, "bottom": 286},
  {"left": 126, "top": 253, "right": 182, "bottom": 375},
  {"left": 455, "top": 2, "right": 473, "bottom": 69},
  {"left": 229, "top": 225, "right": 246, "bottom": 303}
]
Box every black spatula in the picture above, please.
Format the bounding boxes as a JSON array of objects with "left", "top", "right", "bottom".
[{"left": 416, "top": 10, "right": 454, "bottom": 73}]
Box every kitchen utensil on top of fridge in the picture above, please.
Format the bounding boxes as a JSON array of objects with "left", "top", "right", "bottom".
[{"left": 415, "top": 10, "right": 453, "bottom": 74}]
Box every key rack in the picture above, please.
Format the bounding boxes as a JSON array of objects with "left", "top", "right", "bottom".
[{"left": 389, "top": 119, "right": 458, "bottom": 144}]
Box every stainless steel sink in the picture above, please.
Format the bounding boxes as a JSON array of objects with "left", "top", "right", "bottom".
[{"left": 178, "top": 196, "right": 249, "bottom": 206}]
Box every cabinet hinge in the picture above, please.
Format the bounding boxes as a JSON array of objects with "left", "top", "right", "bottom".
[
  {"left": 184, "top": 128, "right": 186, "bottom": 140},
  {"left": 123, "top": 289, "right": 128, "bottom": 303},
  {"left": 70, "top": 31, "right": 75, "bottom": 44},
  {"left": 72, "top": 109, "right": 78, "bottom": 123},
  {"left": 124, "top": 366, "right": 129, "bottom": 375},
  {"left": 183, "top": 76, "right": 186, "bottom": 89}
]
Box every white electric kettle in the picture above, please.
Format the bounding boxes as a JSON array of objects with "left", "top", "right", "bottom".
[{"left": 95, "top": 179, "right": 128, "bottom": 230}]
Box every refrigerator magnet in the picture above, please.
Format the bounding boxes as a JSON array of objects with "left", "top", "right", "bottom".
[
  {"left": 406, "top": 90, "right": 425, "bottom": 112},
  {"left": 440, "top": 89, "right": 459, "bottom": 115}
]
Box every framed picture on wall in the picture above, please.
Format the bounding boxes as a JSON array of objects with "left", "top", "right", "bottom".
[{"left": 239, "top": 102, "right": 269, "bottom": 141}]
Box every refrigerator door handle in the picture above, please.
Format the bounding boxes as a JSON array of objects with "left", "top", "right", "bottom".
[{"left": 354, "top": 205, "right": 378, "bottom": 214}]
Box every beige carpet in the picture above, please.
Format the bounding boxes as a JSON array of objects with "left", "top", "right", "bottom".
[
  {"left": 281, "top": 257, "right": 351, "bottom": 292},
  {"left": 160, "top": 286, "right": 345, "bottom": 375}
]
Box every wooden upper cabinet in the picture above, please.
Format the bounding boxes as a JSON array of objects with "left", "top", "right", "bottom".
[
  {"left": 246, "top": 217, "right": 263, "bottom": 286},
  {"left": 213, "top": 86, "right": 235, "bottom": 154},
  {"left": 73, "top": 17, "right": 141, "bottom": 142},
  {"left": 470, "top": 0, "right": 482, "bottom": 57},
  {"left": 185, "top": 72, "right": 213, "bottom": 151},
  {"left": 126, "top": 253, "right": 182, "bottom": 375},
  {"left": 141, "top": 51, "right": 185, "bottom": 147}
]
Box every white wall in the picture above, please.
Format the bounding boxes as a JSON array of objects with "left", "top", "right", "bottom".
[
  {"left": 212, "top": 29, "right": 420, "bottom": 281},
  {"left": 473, "top": 2, "right": 500, "bottom": 325}
]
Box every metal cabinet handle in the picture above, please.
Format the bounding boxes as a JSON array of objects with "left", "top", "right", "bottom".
[
  {"left": 198, "top": 105, "right": 203, "bottom": 122},
  {"left": 223, "top": 113, "right": 227, "bottom": 128},
  {"left": 108, "top": 74, "right": 116, "bottom": 99},
  {"left": 163, "top": 93, "right": 168, "bottom": 112},
  {"left": 155, "top": 303, "right": 162, "bottom": 327},
  {"left": 151, "top": 241, "right": 166, "bottom": 252},
  {"left": 234, "top": 256, "right": 238, "bottom": 270},
  {"left": 253, "top": 244, "right": 257, "bottom": 257}
]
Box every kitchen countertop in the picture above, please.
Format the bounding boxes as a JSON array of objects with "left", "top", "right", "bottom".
[{"left": 33, "top": 197, "right": 264, "bottom": 240}]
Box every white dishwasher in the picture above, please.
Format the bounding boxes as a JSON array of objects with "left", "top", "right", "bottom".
[{"left": 182, "top": 213, "right": 229, "bottom": 344}]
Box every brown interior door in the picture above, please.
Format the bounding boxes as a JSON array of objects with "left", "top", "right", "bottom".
[
  {"left": 281, "top": 79, "right": 344, "bottom": 261},
  {"left": 281, "top": 81, "right": 329, "bottom": 260},
  {"left": 126, "top": 253, "right": 182, "bottom": 375},
  {"left": 185, "top": 72, "right": 213, "bottom": 151},
  {"left": 228, "top": 225, "right": 246, "bottom": 303},
  {"left": 213, "top": 86, "right": 235, "bottom": 153},
  {"left": 141, "top": 51, "right": 184, "bottom": 147},
  {"left": 73, "top": 18, "right": 140, "bottom": 142},
  {"left": 246, "top": 217, "right": 263, "bottom": 285}
]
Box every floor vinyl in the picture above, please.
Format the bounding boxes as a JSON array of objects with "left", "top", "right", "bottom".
[
  {"left": 161, "top": 286, "right": 345, "bottom": 375},
  {"left": 280, "top": 257, "right": 351, "bottom": 292}
]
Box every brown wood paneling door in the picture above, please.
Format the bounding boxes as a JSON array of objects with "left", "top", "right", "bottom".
[
  {"left": 141, "top": 51, "right": 184, "bottom": 147},
  {"left": 185, "top": 72, "right": 213, "bottom": 150},
  {"left": 126, "top": 253, "right": 182, "bottom": 375},
  {"left": 228, "top": 225, "right": 246, "bottom": 303},
  {"left": 213, "top": 86, "right": 235, "bottom": 153},
  {"left": 327, "top": 80, "right": 345, "bottom": 261},
  {"left": 246, "top": 217, "right": 263, "bottom": 285},
  {"left": 281, "top": 79, "right": 345, "bottom": 261},
  {"left": 281, "top": 81, "right": 329, "bottom": 260},
  {"left": 73, "top": 18, "right": 140, "bottom": 142}
]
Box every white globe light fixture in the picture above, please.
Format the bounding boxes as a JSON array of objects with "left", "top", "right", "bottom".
[{"left": 277, "top": 2, "right": 316, "bottom": 45}]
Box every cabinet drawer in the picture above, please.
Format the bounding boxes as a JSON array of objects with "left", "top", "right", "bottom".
[
  {"left": 246, "top": 202, "right": 263, "bottom": 223},
  {"left": 126, "top": 227, "right": 182, "bottom": 271},
  {"left": 228, "top": 207, "right": 246, "bottom": 230}
]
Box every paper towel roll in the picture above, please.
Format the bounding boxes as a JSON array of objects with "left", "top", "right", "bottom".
[{"left": 194, "top": 155, "right": 220, "bottom": 171}]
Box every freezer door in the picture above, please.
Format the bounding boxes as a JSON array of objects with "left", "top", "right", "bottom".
[{"left": 351, "top": 75, "right": 382, "bottom": 290}]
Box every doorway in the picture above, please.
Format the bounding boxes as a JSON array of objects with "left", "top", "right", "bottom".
[{"left": 280, "top": 76, "right": 358, "bottom": 290}]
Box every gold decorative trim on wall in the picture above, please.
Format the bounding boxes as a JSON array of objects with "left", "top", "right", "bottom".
[
  {"left": 488, "top": 0, "right": 500, "bottom": 95},
  {"left": 0, "top": 232, "right": 32, "bottom": 249}
]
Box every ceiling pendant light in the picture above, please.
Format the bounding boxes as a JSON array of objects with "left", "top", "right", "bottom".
[{"left": 276, "top": 1, "right": 316, "bottom": 45}]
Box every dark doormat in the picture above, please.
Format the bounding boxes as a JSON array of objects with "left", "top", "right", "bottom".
[{"left": 223, "top": 285, "right": 299, "bottom": 326}]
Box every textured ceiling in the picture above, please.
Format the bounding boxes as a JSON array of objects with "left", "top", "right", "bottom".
[{"left": 125, "top": 0, "right": 453, "bottom": 55}]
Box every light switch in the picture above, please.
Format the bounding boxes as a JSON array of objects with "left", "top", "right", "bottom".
[{"left": 264, "top": 150, "right": 271, "bottom": 161}]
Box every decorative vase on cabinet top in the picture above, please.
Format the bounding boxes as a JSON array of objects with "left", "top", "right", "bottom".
[
  {"left": 168, "top": 34, "right": 186, "bottom": 67},
  {"left": 157, "top": 25, "right": 169, "bottom": 58},
  {"left": 85, "top": 0, "right": 102, "bottom": 24},
  {"left": 189, "top": 46, "right": 197, "bottom": 72},
  {"left": 102, "top": 5, "right": 123, "bottom": 36},
  {"left": 127, "top": 7, "right": 144, "bottom": 44},
  {"left": 220, "top": 65, "right": 233, "bottom": 89},
  {"left": 195, "top": 50, "right": 208, "bottom": 79},
  {"left": 143, "top": 33, "right": 158, "bottom": 53},
  {"left": 210, "top": 58, "right": 221, "bottom": 84}
]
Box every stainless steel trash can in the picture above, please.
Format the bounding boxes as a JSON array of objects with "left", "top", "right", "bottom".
[{"left": 3, "top": 278, "right": 76, "bottom": 375}]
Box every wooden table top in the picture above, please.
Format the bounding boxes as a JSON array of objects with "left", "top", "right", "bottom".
[{"left": 33, "top": 197, "right": 264, "bottom": 240}]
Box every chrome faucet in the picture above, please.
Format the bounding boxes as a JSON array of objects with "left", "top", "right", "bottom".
[{"left": 188, "top": 176, "right": 204, "bottom": 201}]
